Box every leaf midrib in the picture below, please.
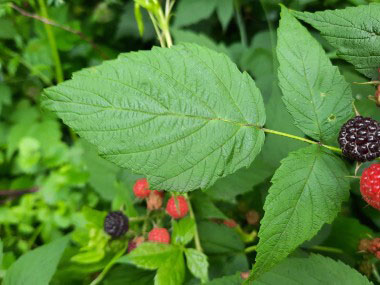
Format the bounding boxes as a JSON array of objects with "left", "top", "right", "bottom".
[{"left": 46, "top": 89, "right": 262, "bottom": 129}]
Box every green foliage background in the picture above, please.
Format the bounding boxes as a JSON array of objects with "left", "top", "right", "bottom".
[{"left": 0, "top": 0, "right": 379, "bottom": 284}]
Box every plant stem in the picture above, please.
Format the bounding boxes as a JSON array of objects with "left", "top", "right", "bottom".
[
  {"left": 262, "top": 128, "right": 342, "bottom": 154},
  {"left": 89, "top": 245, "right": 127, "bottom": 285},
  {"left": 234, "top": 0, "right": 247, "bottom": 47},
  {"left": 37, "top": 0, "right": 64, "bottom": 83},
  {"left": 185, "top": 193, "right": 203, "bottom": 252},
  {"left": 310, "top": 245, "right": 344, "bottom": 254},
  {"left": 244, "top": 245, "right": 257, "bottom": 253},
  {"left": 372, "top": 264, "right": 380, "bottom": 284}
]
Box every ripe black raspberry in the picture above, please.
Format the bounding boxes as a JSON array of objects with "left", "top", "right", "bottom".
[
  {"left": 338, "top": 116, "right": 380, "bottom": 162},
  {"left": 104, "top": 211, "right": 129, "bottom": 237}
]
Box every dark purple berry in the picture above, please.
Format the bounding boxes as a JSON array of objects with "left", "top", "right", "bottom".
[
  {"left": 104, "top": 211, "right": 129, "bottom": 237},
  {"left": 338, "top": 116, "right": 380, "bottom": 162}
]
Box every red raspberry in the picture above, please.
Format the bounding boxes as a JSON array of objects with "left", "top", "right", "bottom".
[
  {"left": 360, "top": 164, "right": 380, "bottom": 210},
  {"left": 133, "top": 178, "right": 151, "bottom": 198},
  {"left": 166, "top": 196, "right": 189, "bottom": 219},
  {"left": 148, "top": 228, "right": 170, "bottom": 244}
]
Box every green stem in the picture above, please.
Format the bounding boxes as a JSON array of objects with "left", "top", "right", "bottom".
[
  {"left": 185, "top": 193, "right": 203, "bottom": 252},
  {"left": 37, "top": 0, "right": 63, "bottom": 83},
  {"left": 244, "top": 245, "right": 257, "bottom": 253},
  {"left": 89, "top": 245, "right": 127, "bottom": 285},
  {"left": 234, "top": 0, "right": 247, "bottom": 47},
  {"left": 310, "top": 245, "right": 344, "bottom": 254},
  {"left": 372, "top": 264, "right": 380, "bottom": 284},
  {"left": 262, "top": 128, "right": 342, "bottom": 154}
]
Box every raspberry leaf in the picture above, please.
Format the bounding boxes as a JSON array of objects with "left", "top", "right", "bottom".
[
  {"left": 184, "top": 248, "right": 209, "bottom": 283},
  {"left": 155, "top": 249, "right": 185, "bottom": 285},
  {"left": 4, "top": 236, "right": 69, "bottom": 285},
  {"left": 42, "top": 44, "right": 266, "bottom": 192},
  {"left": 293, "top": 4, "right": 380, "bottom": 80},
  {"left": 253, "top": 145, "right": 350, "bottom": 278},
  {"left": 254, "top": 254, "right": 372, "bottom": 285},
  {"left": 277, "top": 6, "right": 353, "bottom": 142}
]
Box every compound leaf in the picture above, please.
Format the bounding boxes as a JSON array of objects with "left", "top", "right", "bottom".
[
  {"left": 277, "top": 6, "right": 353, "bottom": 142},
  {"left": 294, "top": 4, "right": 380, "bottom": 80},
  {"left": 253, "top": 145, "right": 350, "bottom": 278},
  {"left": 43, "top": 44, "right": 265, "bottom": 192}
]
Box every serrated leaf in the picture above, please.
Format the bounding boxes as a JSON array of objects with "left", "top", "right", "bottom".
[
  {"left": 42, "top": 43, "right": 266, "bottom": 192},
  {"left": 277, "top": 6, "right": 353, "bottom": 142},
  {"left": 184, "top": 248, "right": 209, "bottom": 282},
  {"left": 172, "top": 216, "right": 195, "bottom": 246},
  {"left": 120, "top": 243, "right": 178, "bottom": 270},
  {"left": 253, "top": 145, "right": 350, "bottom": 278},
  {"left": 293, "top": 4, "right": 380, "bottom": 80},
  {"left": 216, "top": 0, "right": 234, "bottom": 31},
  {"left": 254, "top": 254, "right": 372, "bottom": 285},
  {"left": 174, "top": 0, "right": 218, "bottom": 28},
  {"left": 4, "top": 236, "right": 69, "bottom": 285},
  {"left": 103, "top": 264, "right": 155, "bottom": 285}
]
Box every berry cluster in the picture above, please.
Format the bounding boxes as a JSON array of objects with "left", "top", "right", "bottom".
[
  {"left": 130, "top": 179, "right": 191, "bottom": 245},
  {"left": 360, "top": 164, "right": 380, "bottom": 210},
  {"left": 338, "top": 116, "right": 380, "bottom": 162}
]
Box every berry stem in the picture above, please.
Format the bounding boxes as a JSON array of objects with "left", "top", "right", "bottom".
[
  {"left": 309, "top": 245, "right": 344, "bottom": 254},
  {"left": 184, "top": 193, "right": 203, "bottom": 253},
  {"left": 89, "top": 244, "right": 128, "bottom": 285},
  {"left": 262, "top": 128, "right": 343, "bottom": 154}
]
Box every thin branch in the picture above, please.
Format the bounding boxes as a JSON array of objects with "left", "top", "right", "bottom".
[
  {"left": 0, "top": 187, "right": 38, "bottom": 196},
  {"left": 9, "top": 3, "right": 108, "bottom": 60}
]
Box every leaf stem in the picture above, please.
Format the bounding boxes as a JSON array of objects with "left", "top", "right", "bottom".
[
  {"left": 244, "top": 245, "right": 257, "bottom": 253},
  {"left": 89, "top": 245, "right": 127, "bottom": 285},
  {"left": 37, "top": 0, "right": 64, "bottom": 83},
  {"left": 262, "top": 128, "right": 342, "bottom": 154},
  {"left": 185, "top": 193, "right": 203, "bottom": 253},
  {"left": 310, "top": 245, "right": 344, "bottom": 254}
]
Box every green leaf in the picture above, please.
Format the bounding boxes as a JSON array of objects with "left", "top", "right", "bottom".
[
  {"left": 4, "top": 236, "right": 69, "bottom": 285},
  {"left": 155, "top": 249, "right": 185, "bottom": 285},
  {"left": 216, "top": 0, "right": 234, "bottom": 31},
  {"left": 120, "top": 243, "right": 179, "bottom": 270},
  {"left": 172, "top": 216, "right": 195, "bottom": 245},
  {"left": 254, "top": 254, "right": 372, "bottom": 285},
  {"left": 253, "top": 145, "right": 350, "bottom": 278},
  {"left": 198, "top": 221, "right": 244, "bottom": 254},
  {"left": 185, "top": 248, "right": 209, "bottom": 282},
  {"left": 81, "top": 140, "right": 120, "bottom": 201},
  {"left": 293, "top": 4, "right": 380, "bottom": 80},
  {"left": 277, "top": 6, "right": 353, "bottom": 142},
  {"left": 0, "top": 239, "right": 3, "bottom": 267},
  {"left": 42, "top": 43, "right": 266, "bottom": 192},
  {"left": 174, "top": 0, "right": 218, "bottom": 28}
]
